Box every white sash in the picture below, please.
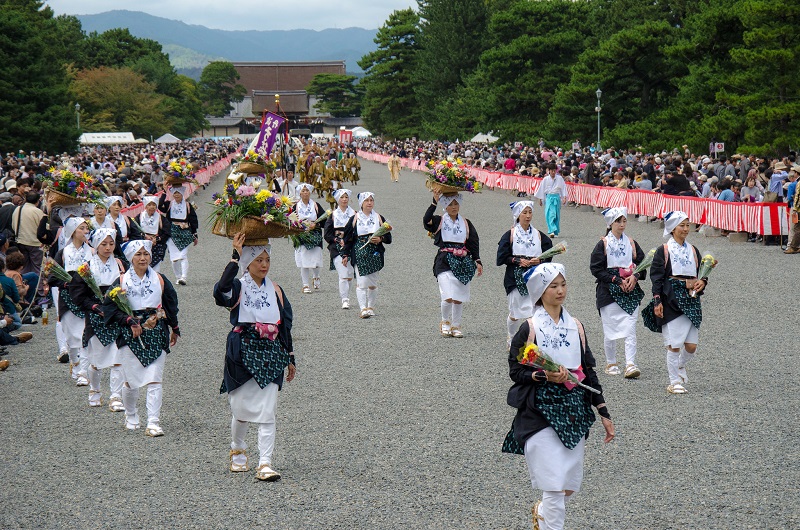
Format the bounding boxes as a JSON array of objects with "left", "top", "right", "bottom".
[
  {"left": 605, "top": 233, "right": 633, "bottom": 268},
  {"left": 139, "top": 211, "right": 159, "bottom": 235},
  {"left": 238, "top": 273, "right": 280, "bottom": 324},
  {"left": 63, "top": 242, "right": 92, "bottom": 272},
  {"left": 90, "top": 254, "right": 122, "bottom": 287},
  {"left": 297, "top": 200, "right": 318, "bottom": 222},
  {"left": 441, "top": 215, "right": 467, "bottom": 244},
  {"left": 170, "top": 199, "right": 187, "bottom": 220},
  {"left": 122, "top": 268, "right": 162, "bottom": 309},
  {"left": 333, "top": 206, "right": 355, "bottom": 228},
  {"left": 356, "top": 211, "right": 379, "bottom": 236},
  {"left": 667, "top": 238, "right": 696, "bottom": 276},
  {"left": 512, "top": 224, "right": 542, "bottom": 256},
  {"left": 531, "top": 305, "right": 581, "bottom": 369}
]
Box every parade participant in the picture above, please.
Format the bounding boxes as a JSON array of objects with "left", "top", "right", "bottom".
[
  {"left": 88, "top": 202, "right": 114, "bottom": 230},
  {"left": 534, "top": 163, "right": 567, "bottom": 238},
  {"left": 138, "top": 196, "right": 170, "bottom": 272},
  {"left": 214, "top": 234, "right": 296, "bottom": 481},
  {"left": 106, "top": 196, "right": 142, "bottom": 244},
  {"left": 388, "top": 151, "right": 401, "bottom": 183},
  {"left": 310, "top": 156, "right": 326, "bottom": 198},
  {"left": 159, "top": 185, "right": 198, "bottom": 285},
  {"left": 104, "top": 240, "right": 179, "bottom": 436},
  {"left": 647, "top": 211, "right": 708, "bottom": 394},
  {"left": 507, "top": 263, "right": 614, "bottom": 530},
  {"left": 496, "top": 201, "right": 553, "bottom": 345},
  {"left": 70, "top": 228, "right": 125, "bottom": 410},
  {"left": 346, "top": 152, "right": 361, "bottom": 185},
  {"left": 50, "top": 217, "right": 92, "bottom": 385},
  {"left": 342, "top": 192, "right": 392, "bottom": 319},
  {"left": 323, "top": 188, "right": 355, "bottom": 309},
  {"left": 293, "top": 183, "right": 325, "bottom": 294},
  {"left": 423, "top": 190, "right": 482, "bottom": 338},
  {"left": 589, "top": 207, "right": 646, "bottom": 379}
]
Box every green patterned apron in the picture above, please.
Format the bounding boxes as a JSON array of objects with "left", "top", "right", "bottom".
[
  {"left": 442, "top": 248, "right": 477, "bottom": 285},
  {"left": 62, "top": 288, "right": 85, "bottom": 319},
  {"left": 170, "top": 224, "right": 193, "bottom": 251},
  {"left": 513, "top": 265, "right": 533, "bottom": 296},
  {"left": 354, "top": 235, "right": 383, "bottom": 276},
  {"left": 669, "top": 278, "right": 702, "bottom": 328},
  {"left": 120, "top": 309, "right": 169, "bottom": 367},
  {"left": 295, "top": 228, "right": 323, "bottom": 250},
  {"left": 86, "top": 311, "right": 121, "bottom": 347},
  {"left": 534, "top": 384, "right": 595, "bottom": 450},
  {"left": 220, "top": 326, "right": 291, "bottom": 394},
  {"left": 607, "top": 272, "right": 645, "bottom": 315}
]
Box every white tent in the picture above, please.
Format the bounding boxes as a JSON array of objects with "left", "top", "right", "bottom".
[
  {"left": 155, "top": 133, "right": 181, "bottom": 144},
  {"left": 470, "top": 132, "right": 499, "bottom": 143},
  {"left": 79, "top": 132, "right": 135, "bottom": 144},
  {"left": 351, "top": 127, "right": 372, "bottom": 138},
  {"left": 134, "top": 138, "right": 149, "bottom": 144}
]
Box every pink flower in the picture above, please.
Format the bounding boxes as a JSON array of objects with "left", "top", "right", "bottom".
[{"left": 235, "top": 185, "right": 256, "bottom": 197}]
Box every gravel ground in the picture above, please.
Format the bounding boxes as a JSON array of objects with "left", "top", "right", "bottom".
[{"left": 0, "top": 160, "right": 797, "bottom": 529}]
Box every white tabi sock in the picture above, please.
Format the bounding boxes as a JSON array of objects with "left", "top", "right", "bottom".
[
  {"left": 339, "top": 278, "right": 351, "bottom": 300},
  {"left": 109, "top": 366, "right": 124, "bottom": 398},
  {"left": 441, "top": 301, "right": 452, "bottom": 323},
  {"left": 356, "top": 287, "right": 367, "bottom": 310},
  {"left": 604, "top": 336, "right": 617, "bottom": 365},
  {"left": 257, "top": 421, "right": 276, "bottom": 467},
  {"left": 451, "top": 303, "right": 463, "bottom": 328},
  {"left": 540, "top": 490, "right": 566, "bottom": 530},
  {"left": 366, "top": 288, "right": 377, "bottom": 309},
  {"left": 122, "top": 386, "right": 140, "bottom": 424},
  {"left": 231, "top": 417, "right": 248, "bottom": 450},
  {"left": 146, "top": 383, "right": 162, "bottom": 427}
]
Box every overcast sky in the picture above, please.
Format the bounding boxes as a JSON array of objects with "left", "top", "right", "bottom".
[{"left": 46, "top": 0, "right": 418, "bottom": 31}]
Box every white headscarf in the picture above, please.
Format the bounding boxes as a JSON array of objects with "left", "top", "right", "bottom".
[
  {"left": 438, "top": 193, "right": 462, "bottom": 211},
  {"left": 63, "top": 217, "right": 88, "bottom": 243},
  {"left": 602, "top": 207, "right": 627, "bottom": 228},
  {"left": 239, "top": 244, "right": 271, "bottom": 275},
  {"left": 57, "top": 204, "right": 84, "bottom": 222},
  {"left": 358, "top": 191, "right": 374, "bottom": 209},
  {"left": 122, "top": 239, "right": 152, "bottom": 262},
  {"left": 104, "top": 196, "right": 124, "bottom": 209},
  {"left": 142, "top": 196, "right": 158, "bottom": 207},
  {"left": 296, "top": 183, "right": 314, "bottom": 195},
  {"left": 524, "top": 262, "right": 566, "bottom": 305},
  {"left": 170, "top": 185, "right": 187, "bottom": 198},
  {"left": 663, "top": 210, "right": 689, "bottom": 238},
  {"left": 89, "top": 228, "right": 116, "bottom": 249},
  {"left": 511, "top": 200, "right": 535, "bottom": 222},
  {"left": 333, "top": 188, "right": 352, "bottom": 202}
]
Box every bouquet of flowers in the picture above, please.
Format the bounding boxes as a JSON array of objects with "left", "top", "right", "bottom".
[
  {"left": 426, "top": 159, "right": 482, "bottom": 193},
  {"left": 76, "top": 263, "right": 103, "bottom": 301},
  {"left": 691, "top": 254, "right": 718, "bottom": 297},
  {"left": 43, "top": 257, "right": 73, "bottom": 283},
  {"left": 537, "top": 241, "right": 567, "bottom": 260},
  {"left": 107, "top": 286, "right": 145, "bottom": 348},
  {"left": 211, "top": 184, "right": 299, "bottom": 227},
  {"left": 289, "top": 209, "right": 332, "bottom": 248},
  {"left": 168, "top": 158, "right": 195, "bottom": 179},
  {"left": 630, "top": 247, "right": 657, "bottom": 276},
  {"left": 358, "top": 221, "right": 393, "bottom": 250},
  {"left": 39, "top": 168, "right": 105, "bottom": 204},
  {"left": 518, "top": 342, "right": 601, "bottom": 394}
]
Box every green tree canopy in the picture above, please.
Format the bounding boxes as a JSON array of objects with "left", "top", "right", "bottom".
[
  {"left": 199, "top": 61, "right": 247, "bottom": 117},
  {"left": 306, "top": 74, "right": 363, "bottom": 117}
]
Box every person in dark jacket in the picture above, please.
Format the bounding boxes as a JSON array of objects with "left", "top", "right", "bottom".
[
  {"left": 158, "top": 185, "right": 198, "bottom": 285},
  {"left": 213, "top": 233, "right": 296, "bottom": 481},
  {"left": 323, "top": 189, "right": 356, "bottom": 309},
  {"left": 496, "top": 201, "right": 552, "bottom": 345},
  {"left": 423, "top": 190, "right": 482, "bottom": 338},
  {"left": 506, "top": 263, "right": 614, "bottom": 530},
  {"left": 589, "top": 207, "right": 647, "bottom": 379}
]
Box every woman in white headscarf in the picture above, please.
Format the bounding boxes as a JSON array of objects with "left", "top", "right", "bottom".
[
  {"left": 159, "top": 185, "right": 198, "bottom": 285},
  {"left": 214, "top": 233, "right": 296, "bottom": 481},
  {"left": 49, "top": 217, "right": 93, "bottom": 386},
  {"left": 496, "top": 201, "right": 553, "bottom": 345},
  {"left": 106, "top": 196, "right": 143, "bottom": 245},
  {"left": 323, "top": 188, "right": 356, "bottom": 309},
  {"left": 102, "top": 240, "right": 180, "bottom": 436},
  {"left": 292, "top": 183, "right": 326, "bottom": 294},
  {"left": 138, "top": 196, "right": 170, "bottom": 272},
  {"left": 589, "top": 207, "right": 646, "bottom": 379},
  {"left": 69, "top": 228, "right": 126, "bottom": 410},
  {"left": 88, "top": 202, "right": 114, "bottom": 230},
  {"left": 342, "top": 192, "right": 392, "bottom": 318},
  {"left": 644, "top": 211, "right": 707, "bottom": 395},
  {"left": 505, "top": 263, "right": 614, "bottom": 530},
  {"left": 423, "top": 190, "right": 483, "bottom": 338}
]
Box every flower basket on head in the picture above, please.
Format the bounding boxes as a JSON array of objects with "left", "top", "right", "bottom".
[
  {"left": 165, "top": 158, "right": 198, "bottom": 185},
  {"left": 165, "top": 174, "right": 197, "bottom": 186},
  {"left": 39, "top": 168, "right": 104, "bottom": 206},
  {"left": 426, "top": 159, "right": 481, "bottom": 194},
  {"left": 237, "top": 150, "right": 276, "bottom": 175},
  {"left": 237, "top": 161, "right": 270, "bottom": 174},
  {"left": 47, "top": 188, "right": 88, "bottom": 206},
  {"left": 208, "top": 181, "right": 304, "bottom": 243}
]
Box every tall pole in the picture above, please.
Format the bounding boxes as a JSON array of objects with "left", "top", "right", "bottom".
[
  {"left": 75, "top": 102, "right": 80, "bottom": 130},
  {"left": 595, "top": 88, "right": 602, "bottom": 152}
]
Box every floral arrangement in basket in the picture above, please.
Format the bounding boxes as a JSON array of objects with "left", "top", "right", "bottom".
[
  {"left": 38, "top": 168, "right": 105, "bottom": 204},
  {"left": 426, "top": 159, "right": 481, "bottom": 193},
  {"left": 237, "top": 150, "right": 277, "bottom": 175},
  {"left": 210, "top": 183, "right": 303, "bottom": 231},
  {"left": 166, "top": 158, "right": 198, "bottom": 183}
]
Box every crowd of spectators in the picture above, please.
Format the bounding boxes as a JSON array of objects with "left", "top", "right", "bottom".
[{"left": 0, "top": 139, "right": 244, "bottom": 368}]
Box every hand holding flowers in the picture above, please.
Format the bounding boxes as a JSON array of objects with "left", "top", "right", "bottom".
[
  {"left": 518, "top": 342, "right": 601, "bottom": 394},
  {"left": 359, "top": 221, "right": 392, "bottom": 250}
]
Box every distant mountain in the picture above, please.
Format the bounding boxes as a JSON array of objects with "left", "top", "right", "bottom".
[{"left": 77, "top": 10, "right": 377, "bottom": 76}]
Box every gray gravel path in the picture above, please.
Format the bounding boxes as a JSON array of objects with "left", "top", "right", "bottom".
[{"left": 0, "top": 159, "right": 796, "bottom": 529}]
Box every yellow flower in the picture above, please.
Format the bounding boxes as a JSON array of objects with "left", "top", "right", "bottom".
[{"left": 255, "top": 190, "right": 271, "bottom": 202}]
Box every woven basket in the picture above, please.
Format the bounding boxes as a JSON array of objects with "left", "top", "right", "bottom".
[
  {"left": 425, "top": 179, "right": 463, "bottom": 196},
  {"left": 212, "top": 215, "right": 304, "bottom": 245},
  {"left": 237, "top": 161, "right": 269, "bottom": 174},
  {"left": 165, "top": 174, "right": 195, "bottom": 186},
  {"left": 47, "top": 188, "right": 88, "bottom": 206}
]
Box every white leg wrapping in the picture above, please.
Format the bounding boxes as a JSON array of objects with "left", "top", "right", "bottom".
[
  {"left": 451, "top": 303, "right": 463, "bottom": 328},
  {"left": 507, "top": 316, "right": 522, "bottom": 344},
  {"left": 604, "top": 337, "right": 617, "bottom": 365},
  {"left": 339, "top": 278, "right": 350, "bottom": 300},
  {"left": 68, "top": 347, "right": 80, "bottom": 365},
  {"left": 171, "top": 259, "right": 181, "bottom": 279},
  {"left": 366, "top": 288, "right": 377, "bottom": 309},
  {"left": 257, "top": 421, "right": 276, "bottom": 466},
  {"left": 88, "top": 366, "right": 101, "bottom": 392},
  {"left": 146, "top": 383, "right": 162, "bottom": 427},
  {"left": 624, "top": 334, "right": 637, "bottom": 366},
  {"left": 356, "top": 288, "right": 367, "bottom": 310},
  {"left": 109, "top": 366, "right": 124, "bottom": 398},
  {"left": 56, "top": 321, "right": 67, "bottom": 352},
  {"left": 180, "top": 258, "right": 188, "bottom": 279},
  {"left": 231, "top": 417, "right": 249, "bottom": 450},
  {"left": 300, "top": 268, "right": 311, "bottom": 286},
  {"left": 540, "top": 490, "right": 566, "bottom": 530},
  {"left": 441, "top": 301, "right": 452, "bottom": 322},
  {"left": 77, "top": 348, "right": 89, "bottom": 376},
  {"left": 666, "top": 349, "right": 681, "bottom": 385},
  {"left": 122, "top": 386, "right": 140, "bottom": 425}
]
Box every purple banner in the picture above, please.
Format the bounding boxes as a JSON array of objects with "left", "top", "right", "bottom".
[{"left": 251, "top": 111, "right": 285, "bottom": 158}]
